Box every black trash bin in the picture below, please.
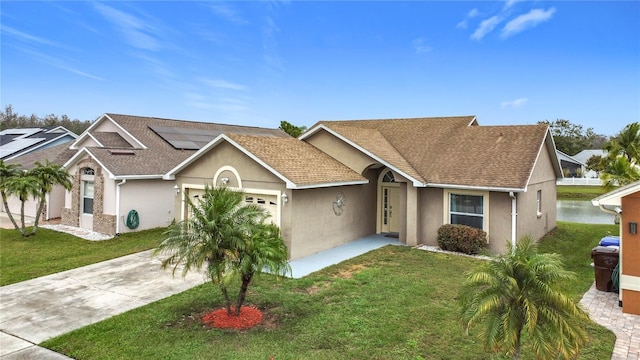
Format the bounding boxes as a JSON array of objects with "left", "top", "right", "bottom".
[{"left": 591, "top": 246, "right": 619, "bottom": 292}]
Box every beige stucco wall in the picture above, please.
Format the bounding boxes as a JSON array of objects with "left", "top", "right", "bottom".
[
  {"left": 487, "top": 192, "right": 513, "bottom": 254},
  {"left": 517, "top": 144, "right": 558, "bottom": 243},
  {"left": 47, "top": 185, "right": 66, "bottom": 219},
  {"left": 305, "top": 130, "right": 378, "bottom": 174},
  {"left": 289, "top": 180, "right": 377, "bottom": 260},
  {"left": 417, "top": 187, "right": 444, "bottom": 246},
  {"left": 118, "top": 179, "right": 175, "bottom": 233}
]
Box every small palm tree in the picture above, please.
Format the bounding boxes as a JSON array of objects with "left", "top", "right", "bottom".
[
  {"left": 605, "top": 122, "right": 640, "bottom": 163},
  {"left": 154, "top": 186, "right": 290, "bottom": 316},
  {"left": 28, "top": 160, "right": 73, "bottom": 235},
  {"left": 600, "top": 156, "right": 640, "bottom": 188},
  {"left": 460, "top": 236, "right": 589, "bottom": 360},
  {"left": 0, "top": 160, "right": 22, "bottom": 230},
  {"left": 3, "top": 172, "right": 41, "bottom": 236}
]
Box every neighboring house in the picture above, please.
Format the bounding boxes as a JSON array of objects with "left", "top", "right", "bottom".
[
  {"left": 2, "top": 142, "right": 77, "bottom": 220},
  {"left": 61, "top": 114, "right": 288, "bottom": 235},
  {"left": 574, "top": 149, "right": 607, "bottom": 179},
  {"left": 557, "top": 150, "right": 585, "bottom": 177},
  {"left": 592, "top": 181, "right": 640, "bottom": 315},
  {"left": 0, "top": 126, "right": 77, "bottom": 160},
  {"left": 166, "top": 115, "right": 562, "bottom": 258}
]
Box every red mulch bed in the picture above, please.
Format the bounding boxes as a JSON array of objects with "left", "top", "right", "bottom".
[{"left": 202, "top": 306, "right": 263, "bottom": 329}]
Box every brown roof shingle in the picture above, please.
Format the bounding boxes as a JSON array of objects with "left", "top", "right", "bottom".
[
  {"left": 228, "top": 134, "right": 366, "bottom": 187},
  {"left": 313, "top": 116, "right": 552, "bottom": 189}
]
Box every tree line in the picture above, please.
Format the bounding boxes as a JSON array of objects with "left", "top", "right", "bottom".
[{"left": 0, "top": 105, "right": 93, "bottom": 135}]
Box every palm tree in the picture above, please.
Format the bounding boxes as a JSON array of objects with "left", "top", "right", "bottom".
[
  {"left": 605, "top": 122, "right": 640, "bottom": 163},
  {"left": 3, "top": 172, "right": 41, "bottom": 236},
  {"left": 460, "top": 236, "right": 589, "bottom": 360},
  {"left": 154, "top": 186, "right": 290, "bottom": 316},
  {"left": 600, "top": 156, "right": 640, "bottom": 188},
  {"left": 234, "top": 222, "right": 290, "bottom": 315},
  {"left": 27, "top": 160, "right": 73, "bottom": 235},
  {"left": 0, "top": 160, "right": 22, "bottom": 231}
]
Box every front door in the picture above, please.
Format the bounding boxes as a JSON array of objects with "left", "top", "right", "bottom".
[{"left": 381, "top": 186, "right": 399, "bottom": 233}]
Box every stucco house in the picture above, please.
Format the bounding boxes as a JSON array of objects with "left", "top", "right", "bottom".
[
  {"left": 1, "top": 127, "right": 77, "bottom": 220},
  {"left": 166, "top": 115, "right": 562, "bottom": 259},
  {"left": 60, "top": 114, "right": 288, "bottom": 235},
  {"left": 592, "top": 182, "right": 640, "bottom": 315}
]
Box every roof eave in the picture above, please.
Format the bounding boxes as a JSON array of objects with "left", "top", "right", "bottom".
[
  {"left": 289, "top": 179, "right": 369, "bottom": 190},
  {"left": 427, "top": 182, "right": 526, "bottom": 193},
  {"left": 301, "top": 124, "right": 426, "bottom": 186}
]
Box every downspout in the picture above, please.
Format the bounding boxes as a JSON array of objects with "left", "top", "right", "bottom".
[
  {"left": 116, "top": 179, "right": 126, "bottom": 235},
  {"left": 598, "top": 205, "right": 620, "bottom": 216},
  {"left": 509, "top": 192, "right": 517, "bottom": 250}
]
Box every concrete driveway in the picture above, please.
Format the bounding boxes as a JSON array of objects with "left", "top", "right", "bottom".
[{"left": 0, "top": 250, "right": 205, "bottom": 359}]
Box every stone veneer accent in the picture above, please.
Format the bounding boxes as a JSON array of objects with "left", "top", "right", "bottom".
[{"left": 61, "top": 159, "right": 116, "bottom": 235}]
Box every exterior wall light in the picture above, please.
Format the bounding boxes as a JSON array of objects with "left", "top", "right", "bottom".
[
  {"left": 173, "top": 184, "right": 180, "bottom": 195},
  {"left": 221, "top": 177, "right": 229, "bottom": 185},
  {"left": 281, "top": 193, "right": 289, "bottom": 204}
]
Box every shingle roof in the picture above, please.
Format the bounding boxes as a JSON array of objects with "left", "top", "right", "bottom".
[
  {"left": 75, "top": 114, "right": 288, "bottom": 177},
  {"left": 5, "top": 142, "right": 77, "bottom": 170},
  {"left": 311, "top": 116, "right": 553, "bottom": 189},
  {"left": 228, "top": 134, "right": 366, "bottom": 187},
  {"left": 0, "top": 127, "right": 76, "bottom": 159}
]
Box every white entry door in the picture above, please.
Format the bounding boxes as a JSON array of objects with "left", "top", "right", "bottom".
[{"left": 381, "top": 186, "right": 399, "bottom": 233}]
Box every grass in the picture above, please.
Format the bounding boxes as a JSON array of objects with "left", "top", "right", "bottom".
[
  {"left": 557, "top": 185, "right": 610, "bottom": 200},
  {"left": 40, "top": 222, "right": 617, "bottom": 360},
  {"left": 0, "top": 227, "right": 164, "bottom": 286}
]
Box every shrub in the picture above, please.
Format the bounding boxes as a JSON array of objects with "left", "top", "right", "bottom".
[{"left": 437, "top": 224, "right": 487, "bottom": 255}]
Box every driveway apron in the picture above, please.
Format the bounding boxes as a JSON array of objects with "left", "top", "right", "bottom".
[{"left": 0, "top": 250, "right": 205, "bottom": 359}]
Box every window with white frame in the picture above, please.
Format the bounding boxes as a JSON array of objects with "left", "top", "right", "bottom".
[
  {"left": 536, "top": 190, "right": 542, "bottom": 216},
  {"left": 449, "top": 193, "right": 484, "bottom": 229},
  {"left": 83, "top": 181, "right": 94, "bottom": 214}
]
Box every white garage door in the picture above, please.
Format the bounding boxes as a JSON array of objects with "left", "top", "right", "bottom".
[{"left": 244, "top": 194, "right": 278, "bottom": 224}]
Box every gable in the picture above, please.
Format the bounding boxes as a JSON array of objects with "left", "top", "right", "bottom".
[
  {"left": 177, "top": 141, "right": 283, "bottom": 185},
  {"left": 304, "top": 129, "right": 379, "bottom": 175}
]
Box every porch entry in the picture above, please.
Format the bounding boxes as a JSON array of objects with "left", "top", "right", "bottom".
[{"left": 379, "top": 170, "right": 400, "bottom": 233}]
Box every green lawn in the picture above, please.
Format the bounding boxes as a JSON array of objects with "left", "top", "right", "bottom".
[
  {"left": 0, "top": 227, "right": 164, "bottom": 286},
  {"left": 41, "top": 222, "right": 617, "bottom": 360},
  {"left": 557, "top": 185, "right": 610, "bottom": 201}
]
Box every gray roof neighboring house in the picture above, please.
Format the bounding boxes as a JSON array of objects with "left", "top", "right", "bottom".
[
  {"left": 573, "top": 149, "right": 607, "bottom": 164},
  {"left": 557, "top": 150, "right": 585, "bottom": 166},
  {"left": 0, "top": 126, "right": 77, "bottom": 160},
  {"left": 4, "top": 142, "right": 77, "bottom": 169}
]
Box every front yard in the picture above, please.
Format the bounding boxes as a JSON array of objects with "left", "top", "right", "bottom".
[
  {"left": 0, "top": 227, "right": 164, "bottom": 286},
  {"left": 31, "top": 222, "right": 617, "bottom": 360}
]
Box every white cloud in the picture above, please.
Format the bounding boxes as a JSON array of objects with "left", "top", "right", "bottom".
[
  {"left": 209, "top": 3, "right": 247, "bottom": 25},
  {"left": 15, "top": 47, "right": 102, "bottom": 80},
  {"left": 501, "top": 8, "right": 556, "bottom": 38},
  {"left": 503, "top": 0, "right": 524, "bottom": 11},
  {"left": 412, "top": 38, "right": 432, "bottom": 54},
  {"left": 456, "top": 8, "right": 479, "bottom": 29},
  {"left": 501, "top": 98, "right": 528, "bottom": 108},
  {"left": 200, "top": 78, "right": 246, "bottom": 91},
  {"left": 2, "top": 25, "right": 60, "bottom": 47},
  {"left": 93, "top": 3, "right": 161, "bottom": 51},
  {"left": 471, "top": 15, "right": 502, "bottom": 40}
]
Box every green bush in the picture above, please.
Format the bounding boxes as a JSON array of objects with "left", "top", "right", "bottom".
[{"left": 437, "top": 224, "right": 487, "bottom": 255}]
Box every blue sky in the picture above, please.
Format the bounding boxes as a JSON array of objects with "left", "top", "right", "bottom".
[{"left": 2, "top": 1, "right": 638, "bottom": 136}]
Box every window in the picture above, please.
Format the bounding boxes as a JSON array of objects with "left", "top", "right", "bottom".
[
  {"left": 536, "top": 190, "right": 542, "bottom": 217},
  {"left": 83, "top": 181, "right": 94, "bottom": 214},
  {"left": 382, "top": 171, "right": 395, "bottom": 183},
  {"left": 82, "top": 168, "right": 95, "bottom": 176},
  {"left": 450, "top": 194, "right": 484, "bottom": 229}
]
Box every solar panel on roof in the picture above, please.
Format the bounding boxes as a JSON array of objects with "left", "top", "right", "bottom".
[{"left": 149, "top": 125, "right": 223, "bottom": 150}]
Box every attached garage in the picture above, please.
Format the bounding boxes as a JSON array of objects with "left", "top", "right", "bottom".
[{"left": 244, "top": 193, "right": 278, "bottom": 224}]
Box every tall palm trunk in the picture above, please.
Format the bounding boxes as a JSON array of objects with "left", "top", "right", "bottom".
[
  {"left": 235, "top": 272, "right": 253, "bottom": 316},
  {"left": 218, "top": 283, "right": 233, "bottom": 315},
  {"left": 513, "top": 328, "right": 522, "bottom": 360},
  {"left": 1, "top": 192, "right": 20, "bottom": 231},
  {"left": 31, "top": 194, "right": 46, "bottom": 235},
  {"left": 19, "top": 197, "right": 27, "bottom": 237}
]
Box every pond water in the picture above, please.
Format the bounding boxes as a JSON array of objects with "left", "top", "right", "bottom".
[{"left": 556, "top": 200, "right": 617, "bottom": 225}]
